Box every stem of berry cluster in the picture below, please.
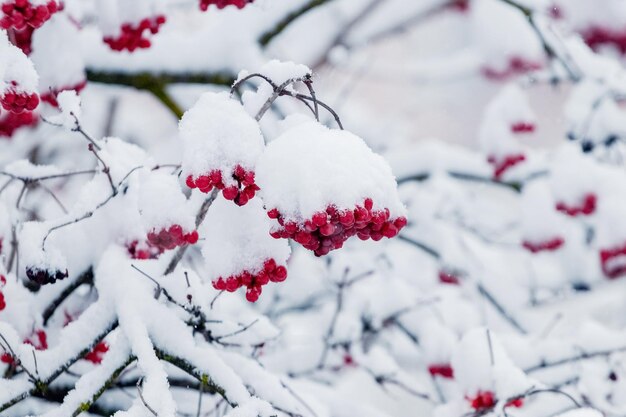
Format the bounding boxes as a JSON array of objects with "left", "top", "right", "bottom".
[{"left": 164, "top": 189, "right": 219, "bottom": 275}]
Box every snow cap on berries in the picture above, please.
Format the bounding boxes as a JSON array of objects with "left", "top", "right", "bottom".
[
  {"left": 479, "top": 85, "right": 533, "bottom": 158},
  {"left": 549, "top": 146, "right": 599, "bottom": 216},
  {"left": 257, "top": 119, "right": 406, "bottom": 223},
  {"left": 0, "top": 31, "right": 39, "bottom": 112},
  {"left": 181, "top": 91, "right": 264, "bottom": 176},
  {"left": 472, "top": 0, "right": 543, "bottom": 79},
  {"left": 19, "top": 221, "right": 68, "bottom": 285},
  {"left": 30, "top": 14, "right": 86, "bottom": 103},
  {"left": 451, "top": 328, "right": 532, "bottom": 403},
  {"left": 521, "top": 182, "right": 566, "bottom": 251},
  {"left": 201, "top": 196, "right": 290, "bottom": 281},
  {"left": 138, "top": 171, "right": 196, "bottom": 237}
]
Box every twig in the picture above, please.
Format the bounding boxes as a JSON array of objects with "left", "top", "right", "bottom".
[
  {"left": 164, "top": 189, "right": 218, "bottom": 275},
  {"left": 136, "top": 378, "right": 158, "bottom": 416}
]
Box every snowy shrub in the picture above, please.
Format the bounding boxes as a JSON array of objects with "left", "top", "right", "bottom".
[{"left": 0, "top": 1, "right": 626, "bottom": 417}]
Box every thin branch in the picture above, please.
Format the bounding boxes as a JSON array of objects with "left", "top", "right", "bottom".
[
  {"left": 42, "top": 269, "right": 93, "bottom": 325},
  {"left": 259, "top": 0, "right": 335, "bottom": 46},
  {"left": 164, "top": 189, "right": 218, "bottom": 275}
]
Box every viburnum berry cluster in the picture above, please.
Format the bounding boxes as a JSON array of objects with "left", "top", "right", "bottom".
[
  {"left": 186, "top": 164, "right": 259, "bottom": 206},
  {"left": 212, "top": 258, "right": 287, "bottom": 302},
  {"left": 599, "top": 243, "right": 626, "bottom": 279},
  {"left": 522, "top": 237, "right": 564, "bottom": 253},
  {"left": 511, "top": 121, "right": 535, "bottom": 134},
  {"left": 0, "top": 81, "right": 38, "bottom": 113},
  {"left": 126, "top": 239, "right": 163, "bottom": 260},
  {"left": 467, "top": 391, "right": 523, "bottom": 410},
  {"left": 199, "top": 0, "right": 254, "bottom": 11},
  {"left": 103, "top": 15, "right": 167, "bottom": 52},
  {"left": 256, "top": 119, "right": 407, "bottom": 258},
  {"left": 581, "top": 26, "right": 626, "bottom": 55},
  {"left": 267, "top": 198, "right": 407, "bottom": 257},
  {"left": 0, "top": 0, "right": 58, "bottom": 31},
  {"left": 428, "top": 363, "right": 454, "bottom": 378},
  {"left": 0, "top": 274, "right": 6, "bottom": 311},
  {"left": 487, "top": 154, "right": 526, "bottom": 180},
  {"left": 556, "top": 193, "right": 597, "bottom": 216},
  {"left": 83, "top": 341, "right": 109, "bottom": 364},
  {"left": 438, "top": 269, "right": 461, "bottom": 285},
  {"left": 146, "top": 224, "right": 198, "bottom": 252},
  {"left": 482, "top": 57, "right": 543, "bottom": 81},
  {"left": 0, "top": 107, "right": 37, "bottom": 136},
  {"left": 25, "top": 266, "right": 68, "bottom": 285}
]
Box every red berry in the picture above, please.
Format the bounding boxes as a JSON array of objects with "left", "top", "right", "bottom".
[
  {"left": 222, "top": 185, "right": 238, "bottom": 200},
  {"left": 0, "top": 292, "right": 5, "bottom": 311},
  {"left": 272, "top": 265, "right": 287, "bottom": 282},
  {"left": 245, "top": 285, "right": 262, "bottom": 302},
  {"left": 185, "top": 230, "right": 199, "bottom": 244},
  {"left": 428, "top": 364, "right": 454, "bottom": 379}
]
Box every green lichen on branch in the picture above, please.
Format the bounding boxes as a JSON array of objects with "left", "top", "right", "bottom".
[
  {"left": 70, "top": 356, "right": 136, "bottom": 417},
  {"left": 86, "top": 70, "right": 236, "bottom": 118},
  {"left": 155, "top": 348, "right": 231, "bottom": 406}
]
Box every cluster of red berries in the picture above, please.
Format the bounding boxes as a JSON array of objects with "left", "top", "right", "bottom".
[
  {"left": 482, "top": 57, "right": 542, "bottom": 81},
  {"left": 103, "top": 15, "right": 166, "bottom": 52},
  {"left": 267, "top": 199, "right": 407, "bottom": 257},
  {"left": 0, "top": 110, "right": 38, "bottom": 137},
  {"left": 41, "top": 80, "right": 87, "bottom": 108},
  {"left": 511, "top": 122, "right": 535, "bottom": 134},
  {"left": 0, "top": 275, "right": 6, "bottom": 311},
  {"left": 467, "top": 391, "right": 523, "bottom": 410},
  {"left": 199, "top": 0, "right": 253, "bottom": 11},
  {"left": 488, "top": 154, "right": 526, "bottom": 180},
  {"left": 428, "top": 363, "right": 454, "bottom": 378},
  {"left": 186, "top": 165, "right": 259, "bottom": 206},
  {"left": 212, "top": 258, "right": 287, "bottom": 302},
  {"left": 147, "top": 225, "right": 198, "bottom": 251},
  {"left": 26, "top": 266, "right": 68, "bottom": 285},
  {"left": 438, "top": 269, "right": 461, "bottom": 285},
  {"left": 127, "top": 239, "right": 163, "bottom": 260},
  {"left": 556, "top": 193, "right": 596, "bottom": 217},
  {"left": 522, "top": 237, "right": 564, "bottom": 253},
  {"left": 84, "top": 341, "right": 109, "bottom": 364},
  {"left": 600, "top": 243, "right": 626, "bottom": 279},
  {"left": 1, "top": 329, "right": 47, "bottom": 365},
  {"left": 582, "top": 27, "right": 626, "bottom": 55},
  {"left": 0, "top": 0, "right": 58, "bottom": 30},
  {"left": 1, "top": 82, "right": 39, "bottom": 114}
]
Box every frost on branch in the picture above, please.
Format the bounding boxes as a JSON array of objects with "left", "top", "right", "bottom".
[
  {"left": 257, "top": 118, "right": 406, "bottom": 257},
  {"left": 202, "top": 197, "right": 290, "bottom": 302},
  {"left": 181, "top": 92, "right": 264, "bottom": 206}
]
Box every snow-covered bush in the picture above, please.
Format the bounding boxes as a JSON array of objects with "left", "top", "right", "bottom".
[{"left": 1, "top": 1, "right": 626, "bottom": 417}]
